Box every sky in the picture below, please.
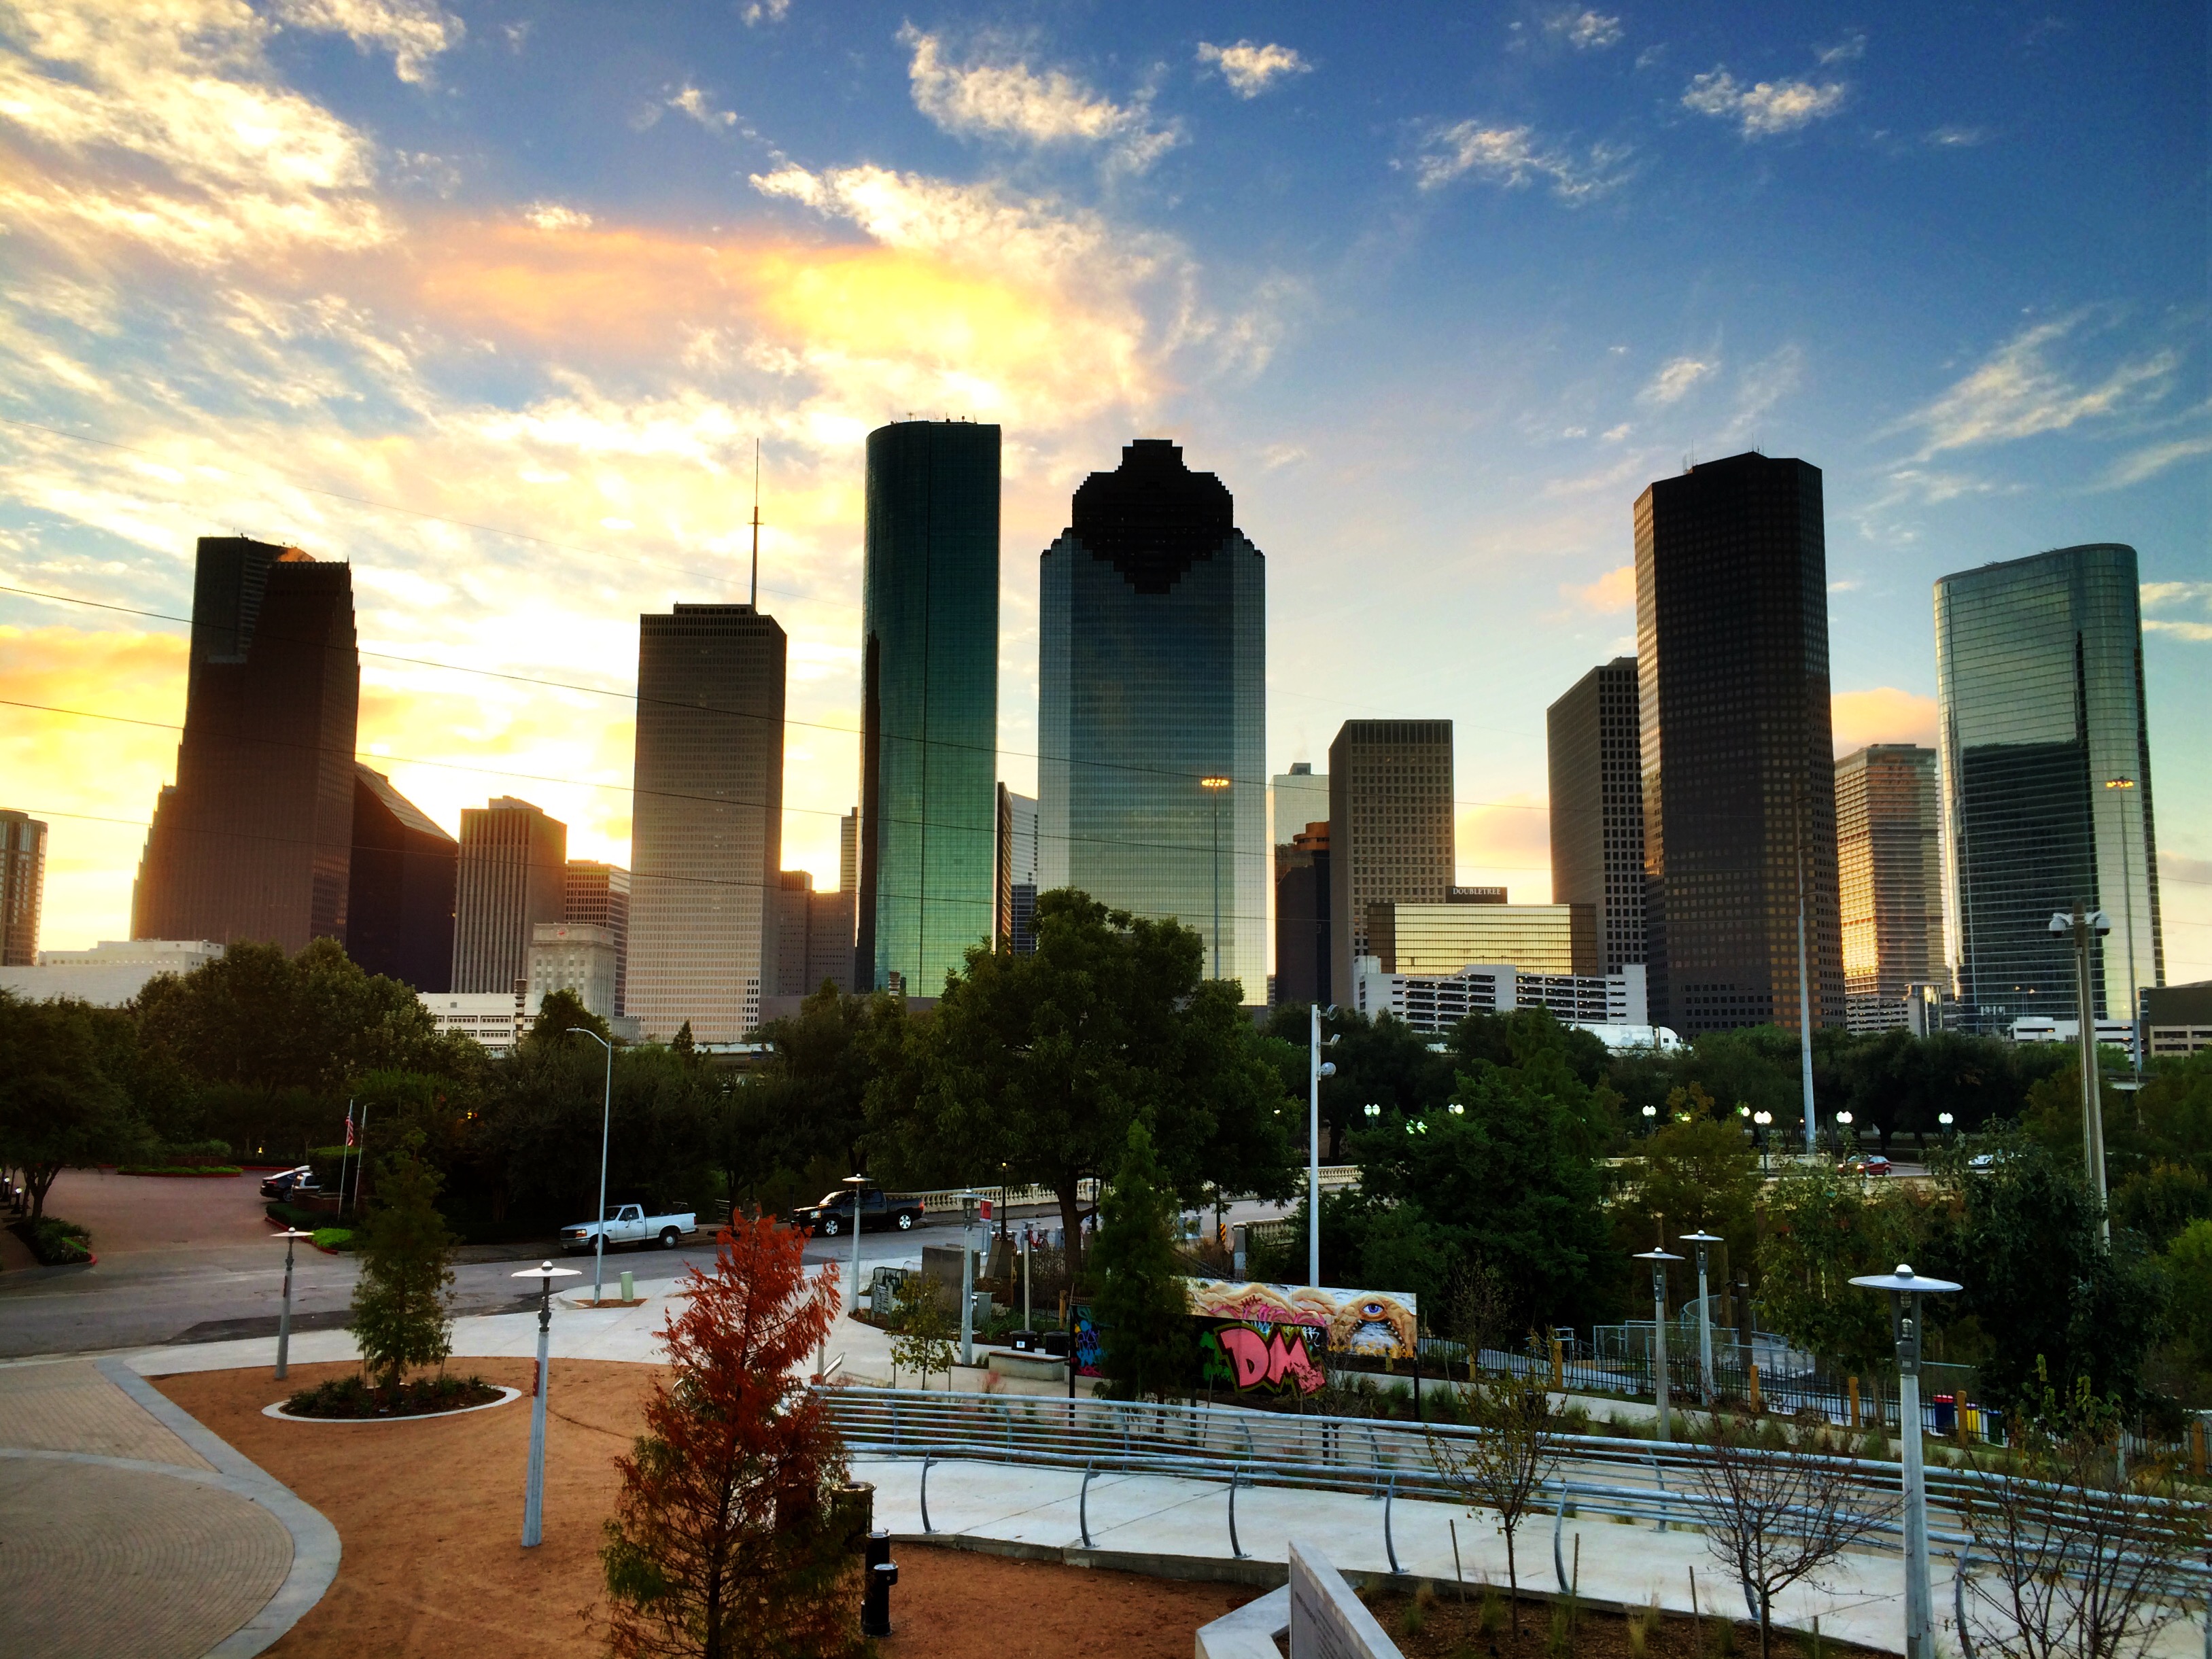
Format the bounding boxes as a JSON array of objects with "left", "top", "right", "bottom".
[{"left": 1, "top": 0, "right": 2207, "bottom": 981}]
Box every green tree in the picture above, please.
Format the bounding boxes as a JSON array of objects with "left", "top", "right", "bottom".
[
  {"left": 1613, "top": 1083, "right": 1762, "bottom": 1310},
  {"left": 526, "top": 988, "right": 608, "bottom": 1048},
  {"left": 886, "top": 1272, "right": 956, "bottom": 1390},
  {"left": 0, "top": 994, "right": 146, "bottom": 1221},
  {"left": 732, "top": 985, "right": 905, "bottom": 1208},
  {"left": 349, "top": 1131, "right": 457, "bottom": 1391},
  {"left": 1092, "top": 1122, "right": 1195, "bottom": 1401},
  {"left": 2159, "top": 1219, "right": 2212, "bottom": 1377},
  {"left": 1755, "top": 1166, "right": 1916, "bottom": 1376},
  {"left": 1271, "top": 1004, "right": 1453, "bottom": 1161}
]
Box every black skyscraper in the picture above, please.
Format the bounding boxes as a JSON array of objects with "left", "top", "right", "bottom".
[
  {"left": 1548, "top": 658, "right": 1646, "bottom": 976},
  {"left": 348, "top": 764, "right": 456, "bottom": 991},
  {"left": 1634, "top": 453, "right": 1843, "bottom": 1036}
]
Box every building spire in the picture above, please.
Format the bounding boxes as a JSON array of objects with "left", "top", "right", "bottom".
[{"left": 748, "top": 438, "right": 761, "bottom": 611}]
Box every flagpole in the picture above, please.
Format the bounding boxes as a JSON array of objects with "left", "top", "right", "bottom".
[
  {"left": 334, "top": 1098, "right": 353, "bottom": 1219},
  {"left": 348, "top": 1105, "right": 370, "bottom": 1220}
]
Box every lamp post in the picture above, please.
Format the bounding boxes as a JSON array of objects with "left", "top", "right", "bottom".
[
  {"left": 1835, "top": 1110, "right": 1854, "bottom": 1159},
  {"left": 842, "top": 1172, "right": 867, "bottom": 1321},
  {"left": 1641, "top": 1103, "right": 1658, "bottom": 1136},
  {"left": 958, "top": 1190, "right": 978, "bottom": 1367},
  {"left": 569, "top": 1028, "right": 615, "bottom": 1305},
  {"left": 1200, "top": 775, "right": 1231, "bottom": 979},
  {"left": 1308, "top": 1007, "right": 1335, "bottom": 1289},
  {"left": 1848, "top": 1264, "right": 1962, "bottom": 1659},
  {"left": 1679, "top": 1229, "right": 1723, "bottom": 1405},
  {"left": 2104, "top": 778, "right": 2141, "bottom": 1081},
  {"left": 2050, "top": 905, "right": 2113, "bottom": 1243},
  {"left": 1753, "top": 1110, "right": 1772, "bottom": 1174},
  {"left": 272, "top": 1227, "right": 315, "bottom": 1380},
  {"left": 1936, "top": 1111, "right": 1953, "bottom": 1147},
  {"left": 1634, "top": 1240, "right": 1684, "bottom": 1439},
  {"left": 512, "top": 1259, "right": 581, "bottom": 1546}
]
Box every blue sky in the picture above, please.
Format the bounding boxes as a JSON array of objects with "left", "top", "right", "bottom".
[{"left": 1, "top": 0, "right": 2206, "bottom": 977}]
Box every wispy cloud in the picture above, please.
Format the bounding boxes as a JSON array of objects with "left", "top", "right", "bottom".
[
  {"left": 1926, "top": 124, "right": 1990, "bottom": 147},
  {"left": 1638, "top": 355, "right": 1715, "bottom": 405},
  {"left": 742, "top": 0, "right": 789, "bottom": 23},
  {"left": 1895, "top": 314, "right": 2178, "bottom": 459},
  {"left": 900, "top": 27, "right": 1179, "bottom": 173},
  {"left": 1404, "top": 121, "right": 1630, "bottom": 201},
  {"left": 1815, "top": 32, "right": 1867, "bottom": 65},
  {"left": 1196, "top": 40, "right": 1311, "bottom": 98},
  {"left": 1682, "top": 67, "right": 1848, "bottom": 137},
  {"left": 1547, "top": 10, "right": 1624, "bottom": 50},
  {"left": 273, "top": 0, "right": 462, "bottom": 84},
  {"left": 2098, "top": 432, "right": 2212, "bottom": 490},
  {"left": 522, "top": 202, "right": 592, "bottom": 231},
  {"left": 668, "top": 85, "right": 738, "bottom": 129},
  {"left": 2141, "top": 581, "right": 2212, "bottom": 642}
]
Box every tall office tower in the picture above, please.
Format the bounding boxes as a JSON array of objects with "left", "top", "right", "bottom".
[
  {"left": 766, "top": 868, "right": 857, "bottom": 1000},
  {"left": 995, "top": 784, "right": 1039, "bottom": 954},
  {"left": 1275, "top": 820, "right": 1331, "bottom": 1007},
  {"left": 1271, "top": 761, "right": 1329, "bottom": 854},
  {"left": 1635, "top": 453, "right": 1844, "bottom": 1036},
  {"left": 1328, "top": 720, "right": 1455, "bottom": 1005},
  {"left": 630, "top": 604, "right": 786, "bottom": 1041},
  {"left": 451, "top": 797, "right": 566, "bottom": 994},
  {"left": 840, "top": 809, "right": 859, "bottom": 897},
  {"left": 347, "top": 765, "right": 456, "bottom": 992},
  {"left": 772, "top": 870, "right": 816, "bottom": 996},
  {"left": 1547, "top": 658, "right": 1646, "bottom": 975},
  {"left": 1834, "top": 745, "right": 1946, "bottom": 1032},
  {"left": 1037, "top": 440, "right": 1267, "bottom": 995},
  {"left": 133, "top": 537, "right": 358, "bottom": 952},
  {"left": 856, "top": 420, "right": 1000, "bottom": 997},
  {"left": 1, "top": 812, "right": 46, "bottom": 967},
  {"left": 1936, "top": 544, "right": 2162, "bottom": 1030},
  {"left": 564, "top": 860, "right": 630, "bottom": 1015}
]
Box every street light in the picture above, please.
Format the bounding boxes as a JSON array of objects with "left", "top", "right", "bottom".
[
  {"left": 1835, "top": 1109, "right": 1854, "bottom": 1158},
  {"left": 2050, "top": 905, "right": 2113, "bottom": 1242},
  {"left": 568, "top": 1027, "right": 615, "bottom": 1305},
  {"left": 1363, "top": 1102, "right": 1381, "bottom": 1120},
  {"left": 2104, "top": 778, "right": 2142, "bottom": 1081},
  {"left": 512, "top": 1259, "right": 582, "bottom": 1546},
  {"left": 1640, "top": 1104, "right": 1658, "bottom": 1134},
  {"left": 1309, "top": 1007, "right": 1335, "bottom": 1289},
  {"left": 842, "top": 1172, "right": 868, "bottom": 1321},
  {"left": 1679, "top": 1229, "right": 1724, "bottom": 1405},
  {"left": 1200, "top": 775, "right": 1230, "bottom": 981},
  {"left": 1937, "top": 1111, "right": 1953, "bottom": 1143},
  {"left": 1633, "top": 1238, "right": 1685, "bottom": 1440},
  {"left": 1848, "top": 1264, "right": 1962, "bottom": 1659},
  {"left": 958, "top": 1190, "right": 979, "bottom": 1367},
  {"left": 271, "top": 1227, "right": 315, "bottom": 1380},
  {"left": 1752, "top": 1111, "right": 1772, "bottom": 1174}
]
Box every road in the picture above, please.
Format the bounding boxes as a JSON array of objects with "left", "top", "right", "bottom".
[{"left": 0, "top": 1170, "right": 1298, "bottom": 1359}]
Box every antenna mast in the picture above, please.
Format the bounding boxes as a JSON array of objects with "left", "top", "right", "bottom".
[{"left": 748, "top": 439, "right": 761, "bottom": 610}]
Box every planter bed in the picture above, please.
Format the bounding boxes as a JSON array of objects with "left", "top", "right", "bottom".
[
  {"left": 271, "top": 1374, "right": 515, "bottom": 1421},
  {"left": 117, "top": 1165, "right": 246, "bottom": 1176}
]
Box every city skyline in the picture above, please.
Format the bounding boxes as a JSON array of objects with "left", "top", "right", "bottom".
[{"left": 0, "top": 2, "right": 2202, "bottom": 981}]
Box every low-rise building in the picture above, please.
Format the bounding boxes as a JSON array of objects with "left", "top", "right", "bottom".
[
  {"left": 528, "top": 922, "right": 619, "bottom": 1021},
  {"left": 1351, "top": 958, "right": 1648, "bottom": 1034},
  {"left": 419, "top": 990, "right": 524, "bottom": 1051},
  {"left": 0, "top": 939, "right": 224, "bottom": 1007},
  {"left": 2142, "top": 982, "right": 2212, "bottom": 1058},
  {"left": 1365, "top": 901, "right": 1597, "bottom": 977}
]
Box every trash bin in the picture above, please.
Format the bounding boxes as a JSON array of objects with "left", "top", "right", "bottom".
[
  {"left": 1043, "top": 1330, "right": 1071, "bottom": 1358},
  {"left": 1933, "top": 1392, "right": 1956, "bottom": 1434}
]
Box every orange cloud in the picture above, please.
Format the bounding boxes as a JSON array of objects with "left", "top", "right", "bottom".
[
  {"left": 1831, "top": 686, "right": 1939, "bottom": 754},
  {"left": 1562, "top": 562, "right": 1635, "bottom": 612},
  {"left": 1455, "top": 794, "right": 1555, "bottom": 901}
]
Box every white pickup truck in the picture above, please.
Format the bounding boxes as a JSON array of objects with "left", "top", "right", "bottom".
[{"left": 559, "top": 1204, "right": 697, "bottom": 1253}]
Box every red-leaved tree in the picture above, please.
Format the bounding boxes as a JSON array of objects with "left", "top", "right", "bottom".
[{"left": 602, "top": 1215, "right": 852, "bottom": 1659}]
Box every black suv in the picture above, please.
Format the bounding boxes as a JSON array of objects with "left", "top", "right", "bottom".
[{"left": 791, "top": 1189, "right": 925, "bottom": 1237}]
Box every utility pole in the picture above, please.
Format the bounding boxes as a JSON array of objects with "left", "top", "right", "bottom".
[
  {"left": 2052, "top": 903, "right": 2113, "bottom": 1243},
  {"left": 1793, "top": 781, "right": 1817, "bottom": 1154}
]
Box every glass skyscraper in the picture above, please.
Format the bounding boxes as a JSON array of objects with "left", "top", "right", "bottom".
[
  {"left": 1037, "top": 439, "right": 1266, "bottom": 998},
  {"left": 1935, "top": 544, "right": 2162, "bottom": 1030},
  {"left": 857, "top": 420, "right": 1000, "bottom": 996}
]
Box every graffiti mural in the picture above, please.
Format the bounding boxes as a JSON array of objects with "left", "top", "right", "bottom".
[
  {"left": 1199, "top": 1317, "right": 1327, "bottom": 1395},
  {"left": 1183, "top": 1281, "right": 1419, "bottom": 1360}
]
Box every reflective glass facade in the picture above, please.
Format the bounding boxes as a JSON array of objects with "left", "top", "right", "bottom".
[
  {"left": 1833, "top": 745, "right": 1943, "bottom": 1031},
  {"left": 1367, "top": 901, "right": 1596, "bottom": 976},
  {"left": 1037, "top": 440, "right": 1266, "bottom": 996},
  {"left": 1935, "top": 544, "right": 2162, "bottom": 1029},
  {"left": 1547, "top": 658, "right": 1646, "bottom": 975},
  {"left": 859, "top": 421, "right": 1000, "bottom": 996}
]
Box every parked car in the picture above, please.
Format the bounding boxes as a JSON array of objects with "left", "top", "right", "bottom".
[
  {"left": 791, "top": 1188, "right": 925, "bottom": 1238},
  {"left": 1839, "top": 1153, "right": 1894, "bottom": 1176},
  {"left": 259, "top": 1166, "right": 315, "bottom": 1199},
  {"left": 559, "top": 1204, "right": 697, "bottom": 1253}
]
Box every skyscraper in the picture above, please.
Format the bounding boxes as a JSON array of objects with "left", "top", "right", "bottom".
[
  {"left": 1635, "top": 452, "right": 1844, "bottom": 1036},
  {"left": 1547, "top": 658, "right": 1646, "bottom": 975},
  {"left": 1275, "top": 820, "right": 1330, "bottom": 1007},
  {"left": 857, "top": 420, "right": 1000, "bottom": 997},
  {"left": 451, "top": 797, "right": 566, "bottom": 994},
  {"left": 1271, "top": 761, "right": 1328, "bottom": 854},
  {"left": 996, "top": 784, "right": 1039, "bottom": 954},
  {"left": 1037, "top": 440, "right": 1266, "bottom": 995},
  {"left": 1328, "top": 720, "right": 1455, "bottom": 1003},
  {"left": 564, "top": 860, "right": 630, "bottom": 1015},
  {"left": 1935, "top": 544, "right": 2162, "bottom": 1030},
  {"left": 629, "top": 604, "right": 785, "bottom": 1041},
  {"left": 347, "top": 765, "right": 455, "bottom": 992},
  {"left": 0, "top": 811, "right": 46, "bottom": 966},
  {"left": 1834, "top": 744, "right": 1945, "bottom": 1032},
  {"left": 133, "top": 537, "right": 358, "bottom": 952}
]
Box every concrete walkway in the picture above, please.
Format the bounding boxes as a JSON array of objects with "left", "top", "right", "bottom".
[{"left": 0, "top": 1355, "right": 339, "bottom": 1659}]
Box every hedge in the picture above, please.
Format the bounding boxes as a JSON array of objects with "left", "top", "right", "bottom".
[{"left": 11, "top": 1217, "right": 92, "bottom": 1265}]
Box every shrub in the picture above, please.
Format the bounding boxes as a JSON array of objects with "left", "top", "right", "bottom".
[
  {"left": 284, "top": 1372, "right": 498, "bottom": 1418},
  {"left": 12, "top": 1216, "right": 92, "bottom": 1264},
  {"left": 311, "top": 1227, "right": 353, "bottom": 1251}
]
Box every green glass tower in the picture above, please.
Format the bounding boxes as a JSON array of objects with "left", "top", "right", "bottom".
[{"left": 857, "top": 420, "right": 1001, "bottom": 996}]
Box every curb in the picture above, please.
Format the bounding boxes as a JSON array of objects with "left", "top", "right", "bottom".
[{"left": 263, "top": 1385, "right": 523, "bottom": 1423}]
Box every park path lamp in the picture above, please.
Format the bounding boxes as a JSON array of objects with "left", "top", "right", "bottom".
[
  {"left": 513, "top": 1259, "right": 581, "bottom": 1546},
  {"left": 842, "top": 1172, "right": 867, "bottom": 1321},
  {"left": 2104, "top": 778, "right": 2143, "bottom": 1081},
  {"left": 1835, "top": 1110, "right": 1854, "bottom": 1159},
  {"left": 271, "top": 1228, "right": 315, "bottom": 1380},
  {"left": 1446, "top": 1101, "right": 1463, "bottom": 1116},
  {"left": 2051, "top": 904, "right": 2113, "bottom": 1242},
  {"left": 1200, "top": 775, "right": 1230, "bottom": 980},
  {"left": 1634, "top": 1238, "right": 1684, "bottom": 1439},
  {"left": 1363, "top": 1102, "right": 1381, "bottom": 1121},
  {"left": 568, "top": 1028, "right": 615, "bottom": 1305},
  {"left": 1641, "top": 1103, "right": 1658, "bottom": 1135},
  {"left": 1936, "top": 1111, "right": 1953, "bottom": 1147},
  {"left": 958, "top": 1190, "right": 979, "bottom": 1367},
  {"left": 1679, "top": 1229, "right": 1723, "bottom": 1406},
  {"left": 1848, "top": 1264, "right": 1961, "bottom": 1659},
  {"left": 1308, "top": 1009, "right": 1336, "bottom": 1289},
  {"left": 1753, "top": 1111, "right": 1772, "bottom": 1174}
]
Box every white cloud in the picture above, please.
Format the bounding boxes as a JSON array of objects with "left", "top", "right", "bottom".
[
  {"left": 742, "top": 0, "right": 790, "bottom": 23},
  {"left": 1405, "top": 122, "right": 1629, "bottom": 201},
  {"left": 1682, "top": 68, "right": 1848, "bottom": 137},
  {"left": 899, "top": 27, "right": 1179, "bottom": 173},
  {"left": 523, "top": 202, "right": 593, "bottom": 232},
  {"left": 2141, "top": 582, "right": 2212, "bottom": 640},
  {"left": 1896, "top": 315, "right": 2179, "bottom": 459},
  {"left": 1196, "top": 39, "right": 1311, "bottom": 98},
  {"left": 1639, "top": 355, "right": 1715, "bottom": 405},
  {"left": 273, "top": 0, "right": 462, "bottom": 84},
  {"left": 2099, "top": 432, "right": 2212, "bottom": 489},
  {"left": 1926, "top": 124, "right": 1990, "bottom": 147},
  {"left": 1815, "top": 32, "right": 1867, "bottom": 65},
  {"left": 668, "top": 85, "right": 738, "bottom": 129},
  {"left": 1546, "top": 10, "right": 1624, "bottom": 50},
  {"left": 1722, "top": 342, "right": 1804, "bottom": 436}
]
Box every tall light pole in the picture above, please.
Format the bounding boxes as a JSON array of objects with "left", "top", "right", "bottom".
[
  {"left": 958, "top": 1190, "right": 978, "bottom": 1367},
  {"left": 1634, "top": 1239, "right": 1684, "bottom": 1439},
  {"left": 1850, "top": 1264, "right": 1961, "bottom": 1659},
  {"left": 1793, "top": 780, "right": 1818, "bottom": 1154},
  {"left": 1309, "top": 1006, "right": 1335, "bottom": 1289},
  {"left": 272, "top": 1228, "right": 314, "bottom": 1380},
  {"left": 570, "top": 1028, "right": 616, "bottom": 1304},
  {"left": 842, "top": 1172, "right": 867, "bottom": 1319},
  {"left": 1200, "top": 776, "right": 1230, "bottom": 980},
  {"left": 2104, "top": 778, "right": 2142, "bottom": 1080},
  {"left": 513, "top": 1259, "right": 581, "bottom": 1546},
  {"left": 1753, "top": 1110, "right": 1772, "bottom": 1174},
  {"left": 1680, "top": 1229, "right": 1723, "bottom": 1406},
  {"left": 2050, "top": 905, "right": 2112, "bottom": 1243}
]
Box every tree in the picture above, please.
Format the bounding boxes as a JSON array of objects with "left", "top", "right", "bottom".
[
  {"left": 0, "top": 994, "right": 145, "bottom": 1220},
  {"left": 349, "top": 1131, "right": 456, "bottom": 1391},
  {"left": 601, "top": 1215, "right": 850, "bottom": 1659},
  {"left": 1755, "top": 1165, "right": 1919, "bottom": 1377},
  {"left": 526, "top": 988, "right": 608, "bottom": 1048},
  {"left": 1612, "top": 1083, "right": 1761, "bottom": 1306},
  {"left": 886, "top": 1272, "right": 955, "bottom": 1391},
  {"left": 732, "top": 985, "right": 906, "bottom": 1210},
  {"left": 1684, "top": 1413, "right": 1897, "bottom": 1659},
  {"left": 1426, "top": 1365, "right": 1562, "bottom": 1631},
  {"left": 1091, "top": 1122, "right": 1196, "bottom": 1402}
]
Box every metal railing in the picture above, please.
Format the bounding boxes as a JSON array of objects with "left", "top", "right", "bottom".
[{"left": 900, "top": 1169, "right": 1362, "bottom": 1218}]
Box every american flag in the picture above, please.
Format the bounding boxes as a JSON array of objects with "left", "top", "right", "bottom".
[{"left": 343, "top": 1103, "right": 355, "bottom": 1149}]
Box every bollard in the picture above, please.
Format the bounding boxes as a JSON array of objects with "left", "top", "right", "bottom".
[
  {"left": 862, "top": 1531, "right": 898, "bottom": 1637},
  {"left": 1748, "top": 1361, "right": 1761, "bottom": 1414},
  {"left": 1848, "top": 1375, "right": 1861, "bottom": 1430},
  {"left": 619, "top": 1270, "right": 634, "bottom": 1300}
]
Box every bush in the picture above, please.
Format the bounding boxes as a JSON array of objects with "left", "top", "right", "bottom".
[
  {"left": 311, "top": 1227, "right": 354, "bottom": 1251},
  {"left": 11, "top": 1216, "right": 92, "bottom": 1264},
  {"left": 117, "top": 1164, "right": 244, "bottom": 1176},
  {"left": 283, "top": 1372, "right": 500, "bottom": 1418},
  {"left": 266, "top": 1202, "right": 325, "bottom": 1229}
]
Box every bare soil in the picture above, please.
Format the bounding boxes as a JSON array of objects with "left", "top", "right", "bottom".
[{"left": 1361, "top": 1586, "right": 1886, "bottom": 1659}]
